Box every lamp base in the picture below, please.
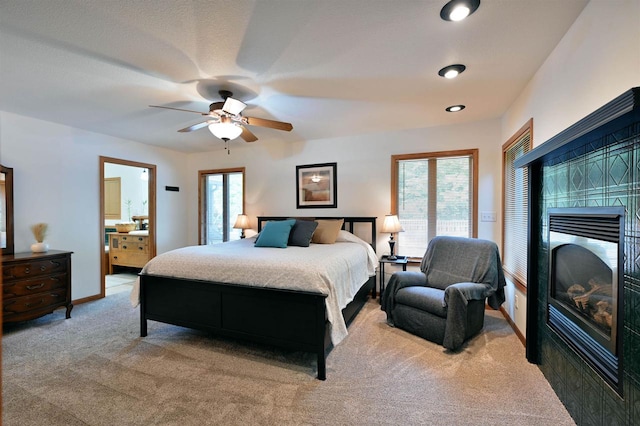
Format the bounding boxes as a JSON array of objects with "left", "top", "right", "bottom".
[{"left": 388, "top": 239, "right": 396, "bottom": 260}]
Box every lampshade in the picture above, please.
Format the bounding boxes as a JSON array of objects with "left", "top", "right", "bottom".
[
  {"left": 208, "top": 120, "right": 243, "bottom": 141},
  {"left": 381, "top": 214, "right": 404, "bottom": 233},
  {"left": 222, "top": 97, "right": 247, "bottom": 115},
  {"left": 233, "top": 214, "right": 250, "bottom": 230}
]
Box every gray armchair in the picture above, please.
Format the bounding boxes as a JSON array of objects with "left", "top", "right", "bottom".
[{"left": 381, "top": 236, "right": 506, "bottom": 350}]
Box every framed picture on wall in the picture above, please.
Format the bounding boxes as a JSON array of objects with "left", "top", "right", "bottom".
[{"left": 296, "top": 162, "right": 337, "bottom": 208}]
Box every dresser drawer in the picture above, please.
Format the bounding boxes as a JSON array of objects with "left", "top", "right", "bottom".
[
  {"left": 2, "top": 257, "right": 67, "bottom": 281},
  {"left": 2, "top": 288, "right": 67, "bottom": 315},
  {"left": 111, "top": 251, "right": 149, "bottom": 268},
  {"left": 3, "top": 273, "right": 68, "bottom": 298},
  {"left": 121, "top": 235, "right": 148, "bottom": 244},
  {"left": 113, "top": 241, "right": 148, "bottom": 253}
]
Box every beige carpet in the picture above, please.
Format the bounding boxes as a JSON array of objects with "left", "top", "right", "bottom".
[{"left": 2, "top": 290, "right": 575, "bottom": 425}]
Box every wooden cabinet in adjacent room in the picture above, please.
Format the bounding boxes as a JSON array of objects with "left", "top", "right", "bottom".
[
  {"left": 109, "top": 233, "right": 149, "bottom": 274},
  {"left": 2, "top": 250, "right": 73, "bottom": 323}
]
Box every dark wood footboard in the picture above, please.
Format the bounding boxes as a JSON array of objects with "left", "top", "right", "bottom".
[{"left": 140, "top": 274, "right": 375, "bottom": 380}]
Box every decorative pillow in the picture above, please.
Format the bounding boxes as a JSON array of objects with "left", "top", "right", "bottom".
[
  {"left": 254, "top": 219, "right": 296, "bottom": 248},
  {"left": 311, "top": 219, "right": 344, "bottom": 244},
  {"left": 288, "top": 219, "right": 318, "bottom": 247}
]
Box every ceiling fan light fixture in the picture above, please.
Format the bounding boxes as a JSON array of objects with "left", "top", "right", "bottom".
[
  {"left": 438, "top": 64, "right": 466, "bottom": 79},
  {"left": 446, "top": 105, "right": 466, "bottom": 112},
  {"left": 208, "top": 121, "right": 243, "bottom": 141},
  {"left": 440, "top": 0, "right": 480, "bottom": 22}
]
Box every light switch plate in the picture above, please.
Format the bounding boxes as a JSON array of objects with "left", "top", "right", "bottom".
[{"left": 480, "top": 211, "right": 497, "bottom": 222}]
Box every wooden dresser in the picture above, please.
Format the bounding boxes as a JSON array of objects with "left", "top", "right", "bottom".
[
  {"left": 109, "top": 233, "right": 149, "bottom": 274},
  {"left": 2, "top": 250, "right": 73, "bottom": 323}
]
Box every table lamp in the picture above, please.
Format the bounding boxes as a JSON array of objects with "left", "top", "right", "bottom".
[
  {"left": 381, "top": 214, "right": 404, "bottom": 260},
  {"left": 233, "top": 214, "right": 250, "bottom": 239}
]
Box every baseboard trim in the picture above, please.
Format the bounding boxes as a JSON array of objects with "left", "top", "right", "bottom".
[
  {"left": 499, "top": 306, "right": 526, "bottom": 347},
  {"left": 73, "top": 294, "right": 104, "bottom": 305}
]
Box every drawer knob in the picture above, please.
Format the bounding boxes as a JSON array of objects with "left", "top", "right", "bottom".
[
  {"left": 122, "top": 245, "right": 127, "bottom": 249},
  {"left": 138, "top": 246, "right": 143, "bottom": 250},
  {"left": 40, "top": 266, "right": 47, "bottom": 271},
  {"left": 24, "top": 267, "right": 31, "bottom": 274},
  {"left": 26, "top": 283, "right": 45, "bottom": 291}
]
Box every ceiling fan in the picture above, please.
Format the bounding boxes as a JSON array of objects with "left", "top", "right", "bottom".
[{"left": 150, "top": 90, "right": 293, "bottom": 144}]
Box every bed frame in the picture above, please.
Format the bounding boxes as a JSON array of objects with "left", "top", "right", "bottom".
[{"left": 139, "top": 216, "right": 377, "bottom": 380}]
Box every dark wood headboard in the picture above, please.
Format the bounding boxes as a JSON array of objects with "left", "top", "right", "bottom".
[{"left": 257, "top": 216, "right": 377, "bottom": 252}]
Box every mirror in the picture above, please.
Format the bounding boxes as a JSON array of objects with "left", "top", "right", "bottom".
[{"left": 1, "top": 164, "right": 15, "bottom": 255}]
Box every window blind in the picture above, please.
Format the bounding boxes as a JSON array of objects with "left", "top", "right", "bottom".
[{"left": 503, "top": 131, "right": 530, "bottom": 287}]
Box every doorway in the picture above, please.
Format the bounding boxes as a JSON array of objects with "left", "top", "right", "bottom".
[{"left": 99, "top": 156, "right": 156, "bottom": 298}]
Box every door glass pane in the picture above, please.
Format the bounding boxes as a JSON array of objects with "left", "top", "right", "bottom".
[
  {"left": 204, "top": 171, "right": 244, "bottom": 244},
  {"left": 436, "top": 156, "right": 470, "bottom": 238},
  {"left": 396, "top": 155, "right": 472, "bottom": 258},
  {"left": 397, "top": 160, "right": 429, "bottom": 258},
  {"left": 206, "top": 175, "right": 224, "bottom": 244},
  {"left": 228, "top": 172, "right": 243, "bottom": 240}
]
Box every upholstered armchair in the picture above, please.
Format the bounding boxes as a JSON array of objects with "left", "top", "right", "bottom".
[{"left": 381, "top": 236, "right": 506, "bottom": 350}]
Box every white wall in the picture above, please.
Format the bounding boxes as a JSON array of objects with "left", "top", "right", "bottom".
[
  {"left": 500, "top": 0, "right": 640, "bottom": 338},
  {"left": 0, "top": 112, "right": 190, "bottom": 300},
  {"left": 186, "top": 118, "right": 503, "bottom": 254}
]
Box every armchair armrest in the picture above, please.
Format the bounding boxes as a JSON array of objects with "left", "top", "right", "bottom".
[
  {"left": 388, "top": 271, "right": 427, "bottom": 289},
  {"left": 442, "top": 282, "right": 490, "bottom": 350},
  {"left": 444, "top": 282, "right": 490, "bottom": 306},
  {"left": 381, "top": 271, "right": 426, "bottom": 313}
]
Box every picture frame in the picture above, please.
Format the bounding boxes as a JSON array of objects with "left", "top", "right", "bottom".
[{"left": 296, "top": 162, "right": 337, "bottom": 208}]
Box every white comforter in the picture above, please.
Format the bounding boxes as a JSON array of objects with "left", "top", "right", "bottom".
[{"left": 131, "top": 231, "right": 377, "bottom": 345}]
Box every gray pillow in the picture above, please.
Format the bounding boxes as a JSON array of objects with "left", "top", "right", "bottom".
[{"left": 288, "top": 219, "right": 318, "bottom": 247}]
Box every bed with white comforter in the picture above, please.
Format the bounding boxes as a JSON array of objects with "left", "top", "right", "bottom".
[{"left": 132, "top": 230, "right": 377, "bottom": 345}]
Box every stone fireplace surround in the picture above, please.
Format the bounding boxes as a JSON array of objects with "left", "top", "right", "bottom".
[{"left": 515, "top": 87, "right": 640, "bottom": 425}]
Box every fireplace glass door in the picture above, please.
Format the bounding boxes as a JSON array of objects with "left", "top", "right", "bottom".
[{"left": 549, "top": 231, "right": 618, "bottom": 354}]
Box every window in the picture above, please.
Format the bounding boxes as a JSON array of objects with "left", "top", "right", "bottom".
[
  {"left": 502, "top": 119, "right": 532, "bottom": 291},
  {"left": 391, "top": 149, "right": 478, "bottom": 258},
  {"left": 199, "top": 168, "right": 245, "bottom": 244}
]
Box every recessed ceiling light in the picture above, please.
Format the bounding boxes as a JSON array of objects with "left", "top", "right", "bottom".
[
  {"left": 440, "top": 0, "right": 480, "bottom": 22},
  {"left": 438, "top": 64, "right": 466, "bottom": 79},
  {"left": 446, "top": 105, "right": 466, "bottom": 112}
]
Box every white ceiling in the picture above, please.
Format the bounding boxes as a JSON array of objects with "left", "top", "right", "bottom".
[{"left": 0, "top": 0, "right": 589, "bottom": 153}]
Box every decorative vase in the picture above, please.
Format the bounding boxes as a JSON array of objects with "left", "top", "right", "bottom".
[{"left": 31, "top": 242, "right": 49, "bottom": 253}]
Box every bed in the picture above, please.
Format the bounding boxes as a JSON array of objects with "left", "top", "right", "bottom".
[{"left": 136, "top": 216, "right": 377, "bottom": 380}]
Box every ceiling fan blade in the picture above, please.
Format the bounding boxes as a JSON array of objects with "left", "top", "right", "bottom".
[
  {"left": 149, "top": 105, "right": 207, "bottom": 115},
  {"left": 240, "top": 126, "right": 258, "bottom": 142},
  {"left": 178, "top": 121, "right": 210, "bottom": 133},
  {"left": 244, "top": 116, "right": 293, "bottom": 131},
  {"left": 222, "top": 97, "right": 247, "bottom": 115}
]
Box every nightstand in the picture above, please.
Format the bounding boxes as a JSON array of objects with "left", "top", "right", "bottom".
[{"left": 377, "top": 255, "right": 408, "bottom": 301}]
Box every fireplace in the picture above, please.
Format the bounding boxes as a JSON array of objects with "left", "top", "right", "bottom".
[
  {"left": 513, "top": 87, "right": 640, "bottom": 420},
  {"left": 547, "top": 207, "right": 624, "bottom": 394}
]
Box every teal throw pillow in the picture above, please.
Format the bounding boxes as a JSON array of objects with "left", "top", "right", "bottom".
[{"left": 255, "top": 219, "right": 296, "bottom": 248}]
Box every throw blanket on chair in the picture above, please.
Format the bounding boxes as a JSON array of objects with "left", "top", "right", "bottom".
[{"left": 381, "top": 236, "right": 506, "bottom": 350}]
